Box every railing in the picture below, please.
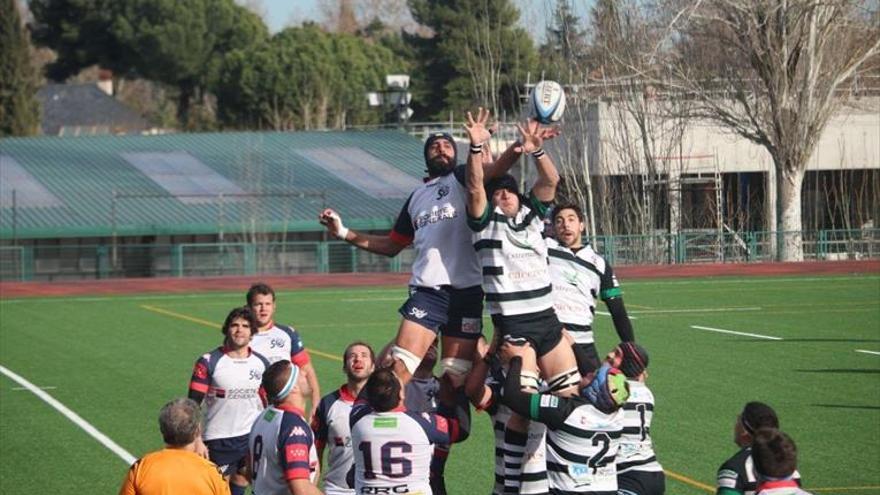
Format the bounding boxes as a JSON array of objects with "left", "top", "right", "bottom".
[{"left": 0, "top": 229, "right": 876, "bottom": 282}]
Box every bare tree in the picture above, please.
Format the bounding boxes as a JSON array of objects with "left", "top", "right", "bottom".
[{"left": 669, "top": 0, "right": 880, "bottom": 261}]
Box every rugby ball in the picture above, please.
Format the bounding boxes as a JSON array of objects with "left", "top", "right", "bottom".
[{"left": 530, "top": 80, "right": 566, "bottom": 124}]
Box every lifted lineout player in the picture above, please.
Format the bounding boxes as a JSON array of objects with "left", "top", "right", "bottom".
[{"left": 318, "top": 130, "right": 525, "bottom": 387}]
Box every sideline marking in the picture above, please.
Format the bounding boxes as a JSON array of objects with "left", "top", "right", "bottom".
[
  {"left": 855, "top": 349, "right": 880, "bottom": 356},
  {"left": 664, "top": 468, "right": 714, "bottom": 492},
  {"left": 0, "top": 364, "right": 136, "bottom": 465},
  {"left": 631, "top": 307, "right": 762, "bottom": 314},
  {"left": 690, "top": 325, "right": 782, "bottom": 341},
  {"left": 140, "top": 305, "right": 343, "bottom": 362},
  {"left": 12, "top": 385, "right": 56, "bottom": 391}
]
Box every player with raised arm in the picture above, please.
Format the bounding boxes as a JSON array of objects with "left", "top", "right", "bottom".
[
  {"left": 716, "top": 402, "right": 801, "bottom": 495},
  {"left": 547, "top": 204, "right": 635, "bottom": 374},
  {"left": 607, "top": 343, "right": 665, "bottom": 495},
  {"left": 249, "top": 360, "right": 322, "bottom": 495},
  {"left": 189, "top": 307, "right": 270, "bottom": 495},
  {"left": 464, "top": 108, "right": 579, "bottom": 493},
  {"left": 499, "top": 342, "right": 629, "bottom": 495},
  {"left": 349, "top": 368, "right": 469, "bottom": 495},
  {"left": 310, "top": 342, "right": 375, "bottom": 495},
  {"left": 248, "top": 283, "right": 321, "bottom": 420},
  {"left": 318, "top": 130, "right": 525, "bottom": 389}
]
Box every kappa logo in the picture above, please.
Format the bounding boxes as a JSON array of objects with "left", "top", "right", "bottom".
[
  {"left": 408, "top": 307, "right": 428, "bottom": 319},
  {"left": 292, "top": 426, "right": 306, "bottom": 436}
]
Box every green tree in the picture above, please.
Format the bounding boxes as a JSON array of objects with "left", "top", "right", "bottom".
[
  {"left": 30, "top": 0, "right": 268, "bottom": 129},
  {"left": 0, "top": 0, "right": 40, "bottom": 136},
  {"left": 216, "top": 24, "right": 403, "bottom": 130},
  {"left": 540, "top": 0, "right": 589, "bottom": 84},
  {"left": 407, "top": 0, "right": 536, "bottom": 119}
]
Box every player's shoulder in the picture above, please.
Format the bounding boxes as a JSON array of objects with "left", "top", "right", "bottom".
[
  {"left": 576, "top": 243, "right": 607, "bottom": 267},
  {"left": 274, "top": 323, "right": 299, "bottom": 336},
  {"left": 319, "top": 388, "right": 345, "bottom": 410},
  {"left": 719, "top": 446, "right": 750, "bottom": 473},
  {"left": 250, "top": 349, "right": 272, "bottom": 368},
  {"left": 625, "top": 380, "right": 654, "bottom": 402}
]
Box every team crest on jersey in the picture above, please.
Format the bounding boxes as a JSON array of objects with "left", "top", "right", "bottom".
[
  {"left": 269, "top": 338, "right": 286, "bottom": 349},
  {"left": 436, "top": 184, "right": 450, "bottom": 200}
]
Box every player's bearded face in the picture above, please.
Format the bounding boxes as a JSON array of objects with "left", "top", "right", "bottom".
[
  {"left": 345, "top": 346, "right": 374, "bottom": 380},
  {"left": 226, "top": 318, "right": 253, "bottom": 349},
  {"left": 425, "top": 140, "right": 456, "bottom": 176}
]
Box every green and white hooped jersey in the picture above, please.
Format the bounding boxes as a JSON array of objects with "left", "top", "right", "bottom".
[
  {"left": 617, "top": 380, "right": 663, "bottom": 474},
  {"left": 469, "top": 193, "right": 554, "bottom": 316},
  {"left": 546, "top": 239, "right": 622, "bottom": 344}
]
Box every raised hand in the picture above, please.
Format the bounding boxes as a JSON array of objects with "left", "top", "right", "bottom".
[
  {"left": 463, "top": 107, "right": 492, "bottom": 145},
  {"left": 515, "top": 119, "right": 544, "bottom": 154}
]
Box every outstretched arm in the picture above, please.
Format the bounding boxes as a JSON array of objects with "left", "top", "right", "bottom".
[
  {"left": 319, "top": 208, "right": 408, "bottom": 257},
  {"left": 517, "top": 120, "right": 560, "bottom": 203},
  {"left": 464, "top": 108, "right": 492, "bottom": 220}
]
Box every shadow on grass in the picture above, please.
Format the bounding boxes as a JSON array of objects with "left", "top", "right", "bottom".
[
  {"left": 811, "top": 404, "right": 880, "bottom": 411},
  {"left": 796, "top": 368, "right": 880, "bottom": 374}
]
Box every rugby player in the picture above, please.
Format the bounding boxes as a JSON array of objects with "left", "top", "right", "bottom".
[
  {"left": 318, "top": 129, "right": 525, "bottom": 388},
  {"left": 464, "top": 108, "right": 579, "bottom": 493},
  {"left": 311, "top": 342, "right": 376, "bottom": 495},
  {"left": 247, "top": 283, "right": 321, "bottom": 419},
  {"left": 751, "top": 429, "right": 811, "bottom": 495},
  {"left": 500, "top": 343, "right": 630, "bottom": 495},
  {"left": 249, "top": 360, "right": 321, "bottom": 495},
  {"left": 547, "top": 204, "right": 635, "bottom": 374},
  {"left": 189, "top": 306, "right": 270, "bottom": 495},
  {"left": 607, "top": 343, "right": 665, "bottom": 495},
  {"left": 349, "top": 368, "right": 469, "bottom": 495},
  {"left": 717, "top": 402, "right": 801, "bottom": 495}
]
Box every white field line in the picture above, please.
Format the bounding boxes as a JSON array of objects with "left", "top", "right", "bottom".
[
  {"left": 11, "top": 385, "right": 56, "bottom": 391},
  {"left": 690, "top": 325, "right": 782, "bottom": 341},
  {"left": 855, "top": 349, "right": 880, "bottom": 356},
  {"left": 595, "top": 311, "right": 637, "bottom": 320},
  {"left": 631, "top": 307, "right": 762, "bottom": 314},
  {"left": 0, "top": 365, "right": 136, "bottom": 465}
]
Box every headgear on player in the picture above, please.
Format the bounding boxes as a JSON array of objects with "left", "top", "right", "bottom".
[
  {"left": 582, "top": 363, "right": 629, "bottom": 413},
  {"left": 423, "top": 132, "right": 457, "bottom": 177}
]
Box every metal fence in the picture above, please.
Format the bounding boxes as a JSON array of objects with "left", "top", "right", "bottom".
[{"left": 1, "top": 229, "right": 876, "bottom": 282}]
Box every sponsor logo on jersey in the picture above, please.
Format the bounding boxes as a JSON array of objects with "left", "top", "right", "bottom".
[
  {"left": 292, "top": 426, "right": 306, "bottom": 436},
  {"left": 568, "top": 463, "right": 591, "bottom": 481},
  {"left": 194, "top": 362, "right": 208, "bottom": 380},
  {"left": 360, "top": 485, "right": 413, "bottom": 494},
  {"left": 408, "top": 307, "right": 428, "bottom": 319},
  {"left": 263, "top": 409, "right": 277, "bottom": 422},
  {"left": 249, "top": 369, "right": 262, "bottom": 381},
  {"left": 270, "top": 338, "right": 287, "bottom": 349},
  {"left": 414, "top": 205, "right": 457, "bottom": 229},
  {"left": 373, "top": 417, "right": 398, "bottom": 429},
  {"left": 286, "top": 444, "right": 308, "bottom": 460},
  {"left": 540, "top": 395, "right": 559, "bottom": 408}
]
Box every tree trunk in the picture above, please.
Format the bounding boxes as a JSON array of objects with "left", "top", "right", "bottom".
[
  {"left": 776, "top": 164, "right": 806, "bottom": 261},
  {"left": 177, "top": 85, "right": 193, "bottom": 129}
]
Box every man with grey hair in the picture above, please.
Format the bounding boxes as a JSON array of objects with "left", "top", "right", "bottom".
[{"left": 119, "top": 398, "right": 230, "bottom": 495}]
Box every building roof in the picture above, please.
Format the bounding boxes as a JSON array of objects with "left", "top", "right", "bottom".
[
  {"left": 0, "top": 130, "right": 427, "bottom": 239},
  {"left": 37, "top": 83, "right": 151, "bottom": 136}
]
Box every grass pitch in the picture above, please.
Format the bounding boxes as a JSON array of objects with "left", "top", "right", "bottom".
[{"left": 1, "top": 274, "right": 878, "bottom": 494}]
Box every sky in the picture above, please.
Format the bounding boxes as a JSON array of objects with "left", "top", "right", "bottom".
[{"left": 257, "top": 0, "right": 593, "bottom": 40}]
